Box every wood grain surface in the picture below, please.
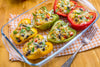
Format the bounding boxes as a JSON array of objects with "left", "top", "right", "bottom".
[{"left": 0, "top": 0, "right": 100, "bottom": 67}]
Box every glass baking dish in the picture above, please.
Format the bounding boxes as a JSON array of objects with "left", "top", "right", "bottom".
[{"left": 1, "top": 0, "right": 100, "bottom": 66}]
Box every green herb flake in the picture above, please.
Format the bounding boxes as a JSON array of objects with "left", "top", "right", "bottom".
[
  {"left": 42, "top": 42, "right": 45, "bottom": 47},
  {"left": 16, "top": 37, "right": 18, "bottom": 40},
  {"left": 75, "top": 12, "right": 81, "bottom": 15},
  {"left": 51, "top": 34, "right": 54, "bottom": 36},
  {"left": 27, "top": 42, "right": 32, "bottom": 46},
  {"left": 57, "top": 25, "right": 61, "bottom": 29},
  {"left": 26, "top": 27, "right": 30, "bottom": 31},
  {"left": 89, "top": 15, "right": 93, "bottom": 18},
  {"left": 66, "top": 8, "right": 70, "bottom": 13},
  {"left": 67, "top": 2, "right": 69, "bottom": 5},
  {"left": 61, "top": 2, "right": 64, "bottom": 5},
  {"left": 75, "top": 15, "right": 78, "bottom": 18},
  {"left": 67, "top": 9, "right": 70, "bottom": 13},
  {"left": 20, "top": 29, "right": 25, "bottom": 33},
  {"left": 32, "top": 13, "right": 36, "bottom": 16},
  {"left": 40, "top": 14, "right": 45, "bottom": 19},
  {"left": 32, "top": 40, "right": 33, "bottom": 42},
  {"left": 41, "top": 6, "right": 47, "bottom": 11},
  {"left": 13, "top": 30, "right": 17, "bottom": 34},
  {"left": 85, "top": 19, "right": 88, "bottom": 22},
  {"left": 36, "top": 19, "right": 38, "bottom": 22},
  {"left": 36, "top": 35, "right": 39, "bottom": 38},
  {"left": 56, "top": 9, "right": 59, "bottom": 13},
  {"left": 34, "top": 43, "right": 38, "bottom": 45},
  {"left": 62, "top": 29, "right": 65, "bottom": 32},
  {"left": 51, "top": 34, "right": 56, "bottom": 39},
  {"left": 50, "top": 10, "right": 54, "bottom": 14},
  {"left": 32, "top": 47, "right": 34, "bottom": 52},
  {"left": 81, "top": 16, "right": 84, "bottom": 19},
  {"left": 31, "top": 31, "right": 34, "bottom": 34}
]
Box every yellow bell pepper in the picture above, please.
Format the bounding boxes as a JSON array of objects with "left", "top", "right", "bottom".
[
  {"left": 10, "top": 19, "right": 38, "bottom": 45},
  {"left": 22, "top": 34, "right": 53, "bottom": 60}
]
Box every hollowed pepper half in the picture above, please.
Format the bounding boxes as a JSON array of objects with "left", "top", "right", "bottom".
[
  {"left": 33, "top": 6, "right": 59, "bottom": 30},
  {"left": 10, "top": 19, "right": 38, "bottom": 44},
  {"left": 68, "top": 6, "right": 96, "bottom": 31},
  {"left": 54, "top": 0, "right": 77, "bottom": 17},
  {"left": 23, "top": 34, "right": 53, "bottom": 60},
  {"left": 47, "top": 20, "right": 76, "bottom": 43}
]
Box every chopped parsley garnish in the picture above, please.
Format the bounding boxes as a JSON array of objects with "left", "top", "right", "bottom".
[
  {"left": 27, "top": 42, "right": 32, "bottom": 45},
  {"left": 66, "top": 8, "right": 70, "bottom": 13},
  {"left": 67, "top": 9, "right": 70, "bottom": 13},
  {"left": 40, "top": 14, "right": 45, "bottom": 19},
  {"left": 27, "top": 42, "right": 31, "bottom": 48},
  {"left": 51, "top": 34, "right": 56, "bottom": 39},
  {"left": 36, "top": 19, "right": 38, "bottom": 22},
  {"left": 85, "top": 19, "right": 88, "bottom": 21},
  {"left": 67, "top": 2, "right": 69, "bottom": 5},
  {"left": 20, "top": 29, "right": 25, "bottom": 33},
  {"left": 75, "top": 12, "right": 81, "bottom": 15},
  {"left": 62, "top": 29, "right": 65, "bottom": 32},
  {"left": 34, "top": 43, "right": 38, "bottom": 45},
  {"left": 56, "top": 9, "right": 59, "bottom": 13},
  {"left": 75, "top": 15, "right": 78, "bottom": 18},
  {"left": 32, "top": 13, "right": 36, "bottom": 16},
  {"left": 31, "top": 31, "right": 34, "bottom": 34},
  {"left": 57, "top": 25, "right": 61, "bottom": 29},
  {"left": 26, "top": 27, "right": 30, "bottom": 31},
  {"left": 36, "top": 35, "right": 39, "bottom": 38},
  {"left": 32, "top": 47, "right": 34, "bottom": 52},
  {"left": 13, "top": 30, "right": 17, "bottom": 34},
  {"left": 89, "top": 15, "right": 93, "bottom": 18},
  {"left": 80, "top": 16, "right": 84, "bottom": 19},
  {"left": 61, "top": 2, "right": 64, "bottom": 6},
  {"left": 42, "top": 42, "right": 45, "bottom": 47}
]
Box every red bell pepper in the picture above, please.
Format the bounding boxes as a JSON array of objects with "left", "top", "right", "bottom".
[
  {"left": 68, "top": 6, "right": 96, "bottom": 31},
  {"left": 54, "top": 0, "right": 78, "bottom": 17}
]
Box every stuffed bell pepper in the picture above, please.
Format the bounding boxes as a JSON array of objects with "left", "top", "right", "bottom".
[
  {"left": 23, "top": 34, "right": 53, "bottom": 60},
  {"left": 47, "top": 20, "right": 76, "bottom": 43},
  {"left": 54, "top": 0, "right": 77, "bottom": 17},
  {"left": 10, "top": 19, "right": 37, "bottom": 44},
  {"left": 68, "top": 6, "right": 96, "bottom": 30},
  {"left": 33, "top": 6, "right": 59, "bottom": 30}
]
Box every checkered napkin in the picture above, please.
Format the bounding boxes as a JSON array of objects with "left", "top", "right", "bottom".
[{"left": 8, "top": 14, "right": 100, "bottom": 61}]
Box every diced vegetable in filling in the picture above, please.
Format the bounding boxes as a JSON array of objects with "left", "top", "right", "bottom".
[
  {"left": 33, "top": 7, "right": 54, "bottom": 26},
  {"left": 13, "top": 20, "right": 34, "bottom": 42},
  {"left": 56, "top": 0, "right": 76, "bottom": 14},
  {"left": 23, "top": 35, "right": 47, "bottom": 56},
  {"left": 69, "top": 8, "right": 94, "bottom": 24},
  {"left": 50, "top": 22, "right": 74, "bottom": 41}
]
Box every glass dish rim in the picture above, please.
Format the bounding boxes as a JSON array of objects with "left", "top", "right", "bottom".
[{"left": 1, "top": 0, "right": 100, "bottom": 66}]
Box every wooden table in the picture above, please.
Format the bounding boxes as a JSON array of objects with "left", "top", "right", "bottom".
[{"left": 0, "top": 0, "right": 100, "bottom": 67}]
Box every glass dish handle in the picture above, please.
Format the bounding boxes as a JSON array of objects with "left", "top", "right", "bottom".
[{"left": 2, "top": 36, "right": 24, "bottom": 62}]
